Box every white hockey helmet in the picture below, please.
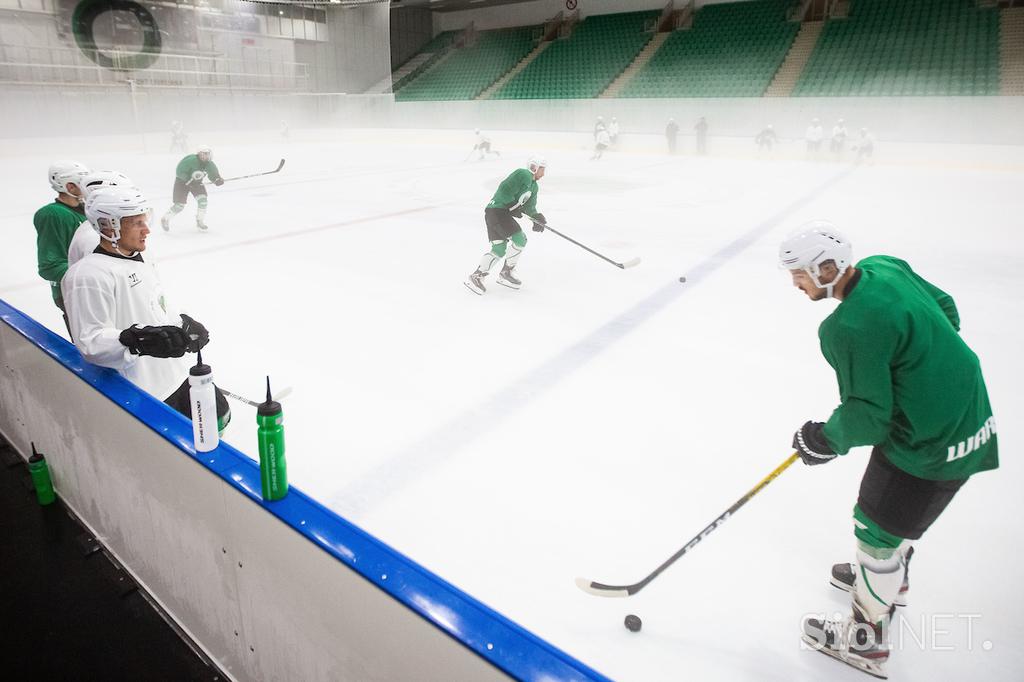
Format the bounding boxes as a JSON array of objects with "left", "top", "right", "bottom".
[
  {"left": 778, "top": 221, "right": 852, "bottom": 297},
  {"left": 48, "top": 160, "right": 90, "bottom": 195},
  {"left": 196, "top": 145, "right": 212, "bottom": 158},
  {"left": 80, "top": 170, "right": 135, "bottom": 199},
  {"left": 85, "top": 186, "right": 151, "bottom": 244},
  {"left": 528, "top": 156, "right": 547, "bottom": 172}
]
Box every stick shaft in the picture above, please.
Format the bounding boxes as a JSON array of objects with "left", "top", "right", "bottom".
[
  {"left": 539, "top": 222, "right": 627, "bottom": 268},
  {"left": 581, "top": 452, "right": 799, "bottom": 597}
]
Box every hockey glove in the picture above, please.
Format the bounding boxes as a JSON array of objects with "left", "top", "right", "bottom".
[
  {"left": 119, "top": 325, "right": 189, "bottom": 358},
  {"left": 214, "top": 178, "right": 224, "bottom": 186},
  {"left": 180, "top": 314, "right": 210, "bottom": 353},
  {"left": 531, "top": 212, "right": 547, "bottom": 233},
  {"left": 509, "top": 207, "right": 524, "bottom": 218},
  {"left": 792, "top": 421, "right": 837, "bottom": 466}
]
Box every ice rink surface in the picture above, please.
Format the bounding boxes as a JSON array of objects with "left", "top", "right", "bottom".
[{"left": 2, "top": 129, "right": 1022, "bottom": 681}]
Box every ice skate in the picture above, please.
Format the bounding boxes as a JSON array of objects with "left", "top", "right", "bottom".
[
  {"left": 464, "top": 269, "right": 487, "bottom": 295},
  {"left": 802, "top": 603, "right": 890, "bottom": 679},
  {"left": 831, "top": 547, "right": 912, "bottom": 607},
  {"left": 161, "top": 214, "right": 171, "bottom": 232},
  {"left": 496, "top": 264, "right": 521, "bottom": 290},
  {"left": 196, "top": 218, "right": 208, "bottom": 231}
]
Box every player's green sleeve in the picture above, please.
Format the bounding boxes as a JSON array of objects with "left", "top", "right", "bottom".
[
  {"left": 820, "top": 320, "right": 897, "bottom": 454},
  {"left": 207, "top": 161, "right": 222, "bottom": 181},
  {"left": 523, "top": 190, "right": 540, "bottom": 219}
]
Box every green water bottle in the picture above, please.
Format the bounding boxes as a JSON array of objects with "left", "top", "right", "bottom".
[
  {"left": 28, "top": 442, "right": 56, "bottom": 506},
  {"left": 257, "top": 376, "right": 288, "bottom": 501}
]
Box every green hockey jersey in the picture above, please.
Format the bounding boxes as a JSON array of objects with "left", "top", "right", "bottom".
[
  {"left": 486, "top": 168, "right": 540, "bottom": 218},
  {"left": 33, "top": 200, "right": 85, "bottom": 308},
  {"left": 820, "top": 256, "right": 997, "bottom": 481},
  {"left": 175, "top": 154, "right": 221, "bottom": 183}
]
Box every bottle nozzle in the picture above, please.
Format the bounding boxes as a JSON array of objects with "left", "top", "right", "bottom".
[
  {"left": 197, "top": 348, "right": 204, "bottom": 366},
  {"left": 266, "top": 376, "right": 272, "bottom": 403}
]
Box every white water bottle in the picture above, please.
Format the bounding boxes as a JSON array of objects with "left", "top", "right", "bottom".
[{"left": 189, "top": 349, "right": 219, "bottom": 452}]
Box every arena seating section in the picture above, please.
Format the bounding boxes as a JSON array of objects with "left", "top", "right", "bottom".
[
  {"left": 794, "top": 0, "right": 1000, "bottom": 96},
  {"left": 392, "top": 0, "right": 1006, "bottom": 100},
  {"left": 494, "top": 10, "right": 659, "bottom": 100},
  {"left": 621, "top": 0, "right": 797, "bottom": 98},
  {"left": 396, "top": 27, "right": 540, "bottom": 101}
]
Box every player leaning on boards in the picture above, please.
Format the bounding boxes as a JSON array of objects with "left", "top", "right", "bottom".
[
  {"left": 161, "top": 145, "right": 224, "bottom": 232},
  {"left": 63, "top": 186, "right": 231, "bottom": 433},
  {"left": 781, "top": 223, "right": 998, "bottom": 679},
  {"left": 465, "top": 157, "right": 548, "bottom": 295},
  {"left": 35, "top": 160, "right": 90, "bottom": 331}
]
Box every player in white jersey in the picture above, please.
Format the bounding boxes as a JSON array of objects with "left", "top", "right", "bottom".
[
  {"left": 473, "top": 129, "right": 501, "bottom": 160},
  {"left": 62, "top": 186, "right": 230, "bottom": 432}
]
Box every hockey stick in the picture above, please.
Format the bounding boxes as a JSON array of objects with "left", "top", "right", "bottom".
[
  {"left": 575, "top": 452, "right": 800, "bottom": 598},
  {"left": 221, "top": 385, "right": 293, "bottom": 408},
  {"left": 535, "top": 221, "right": 641, "bottom": 269},
  {"left": 214, "top": 159, "right": 286, "bottom": 184}
]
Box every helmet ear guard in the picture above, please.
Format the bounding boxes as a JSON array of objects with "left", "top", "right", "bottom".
[{"left": 778, "top": 220, "right": 853, "bottom": 298}]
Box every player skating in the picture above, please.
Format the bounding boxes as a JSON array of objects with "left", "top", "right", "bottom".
[
  {"left": 780, "top": 222, "right": 998, "bottom": 679},
  {"left": 852, "top": 128, "right": 876, "bottom": 165},
  {"left": 755, "top": 124, "right": 778, "bottom": 153},
  {"left": 34, "top": 160, "right": 89, "bottom": 332},
  {"left": 464, "top": 157, "right": 548, "bottom": 295},
  {"left": 591, "top": 128, "right": 611, "bottom": 161},
  {"left": 472, "top": 129, "right": 501, "bottom": 160},
  {"left": 63, "top": 186, "right": 231, "bottom": 432},
  {"left": 170, "top": 120, "right": 188, "bottom": 153},
  {"left": 161, "top": 145, "right": 224, "bottom": 232}
]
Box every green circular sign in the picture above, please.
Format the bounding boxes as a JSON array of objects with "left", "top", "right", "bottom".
[{"left": 72, "top": 0, "right": 162, "bottom": 71}]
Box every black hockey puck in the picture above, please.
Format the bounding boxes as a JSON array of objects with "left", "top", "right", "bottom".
[
  {"left": 624, "top": 614, "right": 642, "bottom": 632},
  {"left": 678, "top": 276, "right": 687, "bottom": 283}
]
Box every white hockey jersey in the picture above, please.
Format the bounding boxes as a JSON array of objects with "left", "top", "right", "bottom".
[
  {"left": 67, "top": 221, "right": 100, "bottom": 268},
  {"left": 62, "top": 250, "right": 190, "bottom": 402}
]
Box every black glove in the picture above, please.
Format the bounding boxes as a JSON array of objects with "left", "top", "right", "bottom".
[
  {"left": 119, "top": 325, "right": 188, "bottom": 358},
  {"left": 214, "top": 177, "right": 224, "bottom": 186},
  {"left": 509, "top": 207, "right": 524, "bottom": 218},
  {"left": 180, "top": 314, "right": 209, "bottom": 353},
  {"left": 792, "top": 421, "right": 838, "bottom": 466},
  {"left": 531, "top": 212, "right": 547, "bottom": 232}
]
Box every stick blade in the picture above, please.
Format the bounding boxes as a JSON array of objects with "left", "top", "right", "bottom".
[
  {"left": 618, "top": 257, "right": 641, "bottom": 270},
  {"left": 574, "top": 576, "right": 630, "bottom": 598},
  {"left": 276, "top": 158, "right": 286, "bottom": 171}
]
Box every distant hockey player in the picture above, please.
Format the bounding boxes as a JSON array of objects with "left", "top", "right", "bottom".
[
  {"left": 591, "top": 128, "right": 611, "bottom": 161},
  {"left": 805, "top": 118, "right": 824, "bottom": 154},
  {"left": 161, "top": 145, "right": 224, "bottom": 232},
  {"left": 63, "top": 186, "right": 231, "bottom": 432},
  {"left": 755, "top": 124, "right": 778, "bottom": 152},
  {"left": 830, "top": 118, "right": 848, "bottom": 155},
  {"left": 694, "top": 116, "right": 708, "bottom": 155},
  {"left": 34, "top": 160, "right": 89, "bottom": 328},
  {"left": 472, "top": 129, "right": 501, "bottom": 160},
  {"left": 68, "top": 170, "right": 136, "bottom": 269},
  {"left": 170, "top": 120, "right": 188, "bottom": 153},
  {"left": 780, "top": 222, "right": 998, "bottom": 679},
  {"left": 464, "top": 157, "right": 547, "bottom": 295},
  {"left": 608, "top": 117, "right": 620, "bottom": 145},
  {"left": 851, "top": 128, "right": 875, "bottom": 164},
  {"left": 594, "top": 116, "right": 606, "bottom": 140},
  {"left": 665, "top": 118, "right": 680, "bottom": 154}
]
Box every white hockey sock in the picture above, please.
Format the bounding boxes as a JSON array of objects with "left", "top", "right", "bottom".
[
  {"left": 855, "top": 545, "right": 903, "bottom": 624},
  {"left": 504, "top": 242, "right": 524, "bottom": 269}
]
